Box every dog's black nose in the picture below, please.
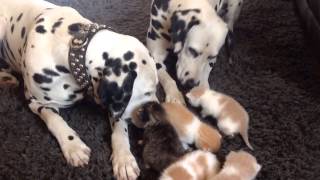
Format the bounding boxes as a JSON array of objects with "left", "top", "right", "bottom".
[{"left": 182, "top": 79, "right": 198, "bottom": 91}]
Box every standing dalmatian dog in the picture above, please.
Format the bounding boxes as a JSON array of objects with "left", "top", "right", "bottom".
[
  {"left": 147, "top": 0, "right": 243, "bottom": 103},
  {"left": 0, "top": 0, "right": 159, "bottom": 179}
]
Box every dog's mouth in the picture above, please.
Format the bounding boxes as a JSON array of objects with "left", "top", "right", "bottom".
[{"left": 178, "top": 80, "right": 200, "bottom": 94}]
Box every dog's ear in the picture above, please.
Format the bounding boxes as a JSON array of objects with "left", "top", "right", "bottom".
[
  {"left": 171, "top": 10, "right": 201, "bottom": 54},
  {"left": 98, "top": 79, "right": 123, "bottom": 117},
  {"left": 98, "top": 79, "right": 112, "bottom": 107},
  {"left": 68, "top": 23, "right": 89, "bottom": 36},
  {"left": 98, "top": 74, "right": 136, "bottom": 118},
  {"left": 217, "top": 2, "right": 229, "bottom": 19},
  {"left": 171, "top": 12, "right": 185, "bottom": 54},
  {"left": 224, "top": 30, "right": 234, "bottom": 59}
]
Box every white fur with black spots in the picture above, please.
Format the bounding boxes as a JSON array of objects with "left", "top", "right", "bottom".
[
  {"left": 147, "top": 0, "right": 243, "bottom": 97},
  {"left": 0, "top": 0, "right": 159, "bottom": 179}
]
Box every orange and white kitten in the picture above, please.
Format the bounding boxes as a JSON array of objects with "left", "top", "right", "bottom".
[
  {"left": 186, "top": 87, "right": 253, "bottom": 149},
  {"left": 160, "top": 150, "right": 220, "bottom": 180},
  {"left": 210, "top": 151, "right": 261, "bottom": 180},
  {"left": 162, "top": 102, "right": 222, "bottom": 153}
]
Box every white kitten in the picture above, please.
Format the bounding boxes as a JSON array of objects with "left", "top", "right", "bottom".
[
  {"left": 186, "top": 86, "right": 253, "bottom": 150},
  {"left": 162, "top": 102, "right": 222, "bottom": 153},
  {"left": 160, "top": 150, "right": 220, "bottom": 180},
  {"left": 210, "top": 151, "right": 261, "bottom": 180}
]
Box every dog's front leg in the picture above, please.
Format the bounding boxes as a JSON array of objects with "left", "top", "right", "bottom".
[
  {"left": 158, "top": 68, "right": 185, "bottom": 105},
  {"left": 110, "top": 117, "right": 140, "bottom": 180},
  {"left": 27, "top": 97, "right": 91, "bottom": 167},
  {"left": 146, "top": 13, "right": 186, "bottom": 105},
  {"left": 147, "top": 38, "right": 185, "bottom": 105}
]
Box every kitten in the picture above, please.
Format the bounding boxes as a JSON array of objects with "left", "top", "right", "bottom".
[
  {"left": 160, "top": 150, "right": 220, "bottom": 180},
  {"left": 161, "top": 102, "right": 222, "bottom": 153},
  {"left": 131, "top": 102, "right": 186, "bottom": 172},
  {"left": 186, "top": 86, "right": 253, "bottom": 149},
  {"left": 210, "top": 151, "right": 261, "bottom": 180}
]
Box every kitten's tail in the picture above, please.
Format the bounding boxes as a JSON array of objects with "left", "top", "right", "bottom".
[{"left": 240, "top": 128, "right": 254, "bottom": 150}]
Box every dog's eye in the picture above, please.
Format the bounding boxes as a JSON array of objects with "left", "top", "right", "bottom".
[
  {"left": 207, "top": 55, "right": 217, "bottom": 60},
  {"left": 144, "top": 92, "right": 151, "bottom": 96},
  {"left": 188, "top": 47, "right": 200, "bottom": 58}
]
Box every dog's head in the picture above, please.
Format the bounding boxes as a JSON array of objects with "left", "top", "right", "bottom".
[
  {"left": 171, "top": 9, "right": 229, "bottom": 91},
  {"left": 86, "top": 30, "right": 159, "bottom": 120},
  {"left": 131, "top": 101, "right": 167, "bottom": 128}
]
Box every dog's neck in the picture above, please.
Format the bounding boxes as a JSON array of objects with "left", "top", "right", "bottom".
[{"left": 68, "top": 23, "right": 113, "bottom": 89}]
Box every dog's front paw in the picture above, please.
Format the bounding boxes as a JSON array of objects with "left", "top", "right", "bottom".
[
  {"left": 165, "top": 89, "right": 186, "bottom": 105},
  {"left": 112, "top": 150, "right": 140, "bottom": 180},
  {"left": 61, "top": 137, "right": 91, "bottom": 167}
]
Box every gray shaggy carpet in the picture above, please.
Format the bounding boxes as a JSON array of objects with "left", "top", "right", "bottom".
[{"left": 1, "top": 0, "right": 320, "bottom": 179}]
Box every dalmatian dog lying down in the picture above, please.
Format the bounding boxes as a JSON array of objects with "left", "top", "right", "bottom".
[
  {"left": 147, "top": 0, "right": 243, "bottom": 103},
  {"left": 0, "top": 0, "right": 159, "bottom": 179}
]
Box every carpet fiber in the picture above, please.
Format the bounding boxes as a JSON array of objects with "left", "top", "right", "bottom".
[{"left": 1, "top": 0, "right": 320, "bottom": 179}]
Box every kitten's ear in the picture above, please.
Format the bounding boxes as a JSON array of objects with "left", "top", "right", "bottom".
[
  {"left": 149, "top": 102, "right": 164, "bottom": 113},
  {"left": 131, "top": 107, "right": 142, "bottom": 126},
  {"left": 255, "top": 164, "right": 262, "bottom": 172},
  {"left": 131, "top": 104, "right": 150, "bottom": 128},
  {"left": 148, "top": 102, "right": 167, "bottom": 122}
]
